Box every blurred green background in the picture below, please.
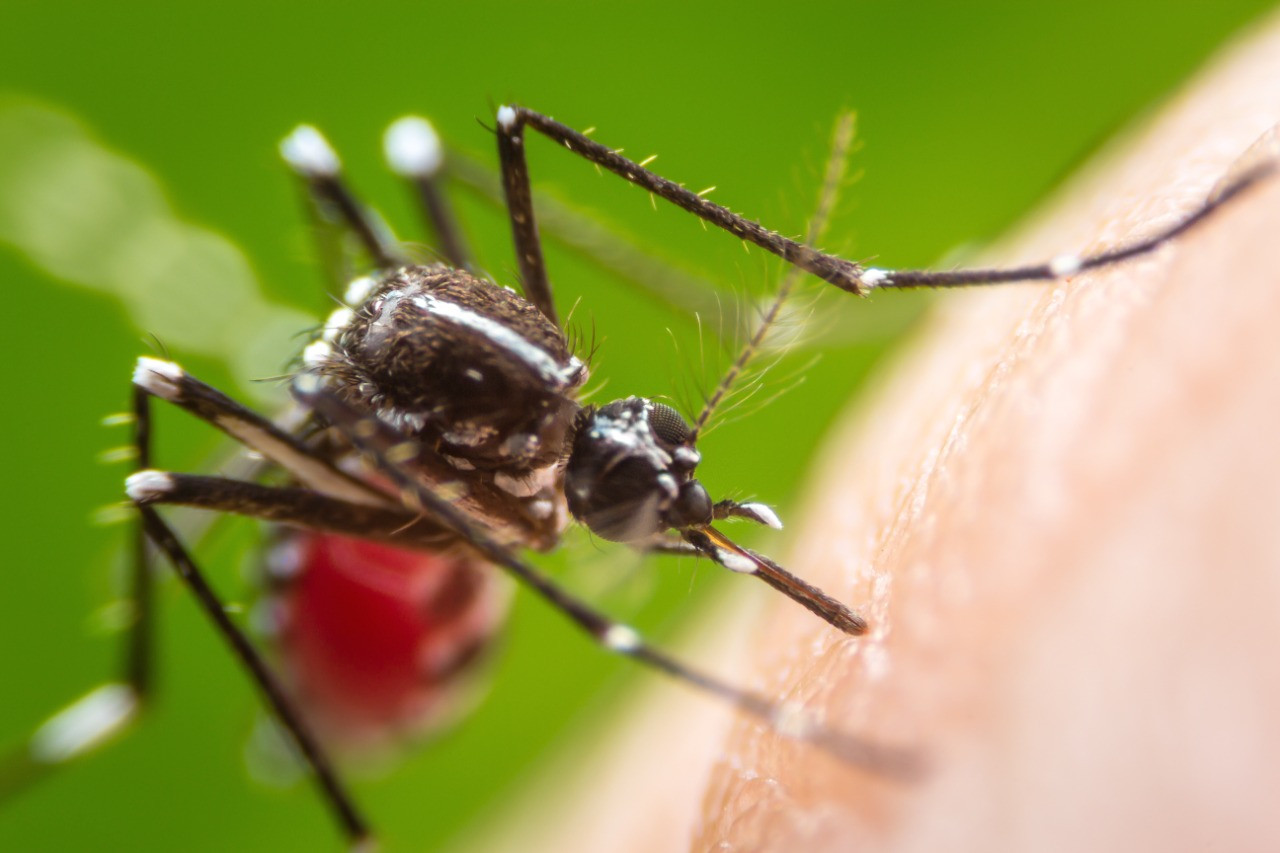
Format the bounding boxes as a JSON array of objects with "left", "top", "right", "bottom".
[{"left": 0, "top": 1, "right": 1274, "bottom": 850}]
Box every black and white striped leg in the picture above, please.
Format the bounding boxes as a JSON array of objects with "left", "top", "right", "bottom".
[
  {"left": 130, "top": 357, "right": 391, "bottom": 509},
  {"left": 444, "top": 147, "right": 731, "bottom": 328},
  {"left": 383, "top": 116, "right": 473, "bottom": 270},
  {"left": 0, "top": 388, "right": 159, "bottom": 801},
  {"left": 494, "top": 107, "right": 559, "bottom": 326},
  {"left": 3, "top": 379, "right": 375, "bottom": 845},
  {"left": 495, "top": 105, "right": 866, "bottom": 294},
  {"left": 494, "top": 105, "right": 1277, "bottom": 296},
  {"left": 870, "top": 157, "right": 1277, "bottom": 289},
  {"left": 293, "top": 376, "right": 912, "bottom": 777},
  {"left": 128, "top": 472, "right": 457, "bottom": 554},
  {"left": 133, "top": 505, "right": 370, "bottom": 844},
  {"left": 124, "top": 385, "right": 156, "bottom": 700},
  {"left": 130, "top": 366, "right": 372, "bottom": 844},
  {"left": 280, "top": 124, "right": 405, "bottom": 272}
]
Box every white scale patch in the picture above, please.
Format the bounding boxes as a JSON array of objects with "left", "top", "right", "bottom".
[
  {"left": 716, "top": 548, "right": 759, "bottom": 574},
  {"left": 133, "top": 356, "right": 184, "bottom": 401},
  {"left": 499, "top": 432, "right": 539, "bottom": 458},
  {"left": 602, "top": 624, "right": 641, "bottom": 653},
  {"left": 738, "top": 501, "right": 783, "bottom": 529},
  {"left": 265, "top": 537, "right": 306, "bottom": 581},
  {"left": 656, "top": 472, "right": 678, "bottom": 499},
  {"left": 377, "top": 407, "right": 428, "bottom": 434},
  {"left": 344, "top": 275, "right": 377, "bottom": 306},
  {"left": 322, "top": 306, "right": 354, "bottom": 342},
  {"left": 31, "top": 684, "right": 138, "bottom": 764},
  {"left": 384, "top": 115, "right": 444, "bottom": 177},
  {"left": 860, "top": 267, "right": 890, "bottom": 288},
  {"left": 125, "top": 469, "right": 174, "bottom": 501},
  {"left": 301, "top": 339, "right": 331, "bottom": 368},
  {"left": 279, "top": 125, "right": 340, "bottom": 177},
  {"left": 1049, "top": 254, "right": 1083, "bottom": 276},
  {"left": 591, "top": 399, "right": 673, "bottom": 472},
  {"left": 673, "top": 446, "right": 701, "bottom": 468},
  {"left": 407, "top": 292, "right": 579, "bottom": 387},
  {"left": 443, "top": 422, "right": 498, "bottom": 448},
  {"left": 443, "top": 455, "right": 476, "bottom": 471}
]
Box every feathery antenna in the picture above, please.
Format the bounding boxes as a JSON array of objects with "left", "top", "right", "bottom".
[{"left": 689, "top": 110, "right": 856, "bottom": 442}]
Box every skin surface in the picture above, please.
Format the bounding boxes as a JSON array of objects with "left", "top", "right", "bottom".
[
  {"left": 695, "top": 15, "right": 1280, "bottom": 853},
  {"left": 459, "top": 13, "right": 1280, "bottom": 853}
]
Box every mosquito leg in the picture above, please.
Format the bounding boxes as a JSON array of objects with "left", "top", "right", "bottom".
[
  {"left": 293, "top": 376, "right": 914, "bottom": 777},
  {"left": 1, "top": 382, "right": 387, "bottom": 833},
  {"left": 867, "top": 158, "right": 1279, "bottom": 289},
  {"left": 280, "top": 124, "right": 405, "bottom": 273},
  {"left": 131, "top": 506, "right": 369, "bottom": 844},
  {"left": 130, "top": 357, "right": 391, "bottom": 509},
  {"left": 133, "top": 357, "right": 552, "bottom": 544},
  {"left": 445, "top": 149, "right": 731, "bottom": 330},
  {"left": 496, "top": 104, "right": 865, "bottom": 295},
  {"left": 0, "top": 686, "right": 141, "bottom": 803},
  {"left": 494, "top": 109, "right": 559, "bottom": 326},
  {"left": 0, "top": 388, "right": 162, "bottom": 800},
  {"left": 126, "top": 386, "right": 155, "bottom": 698},
  {"left": 384, "top": 116, "right": 473, "bottom": 270},
  {"left": 127, "top": 471, "right": 459, "bottom": 553},
  {"left": 136, "top": 378, "right": 370, "bottom": 842},
  {"left": 498, "top": 105, "right": 1277, "bottom": 296}
]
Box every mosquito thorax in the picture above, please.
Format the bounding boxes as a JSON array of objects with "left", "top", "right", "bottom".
[
  {"left": 298, "top": 265, "right": 589, "bottom": 548},
  {"left": 311, "top": 265, "right": 587, "bottom": 471},
  {"left": 564, "top": 397, "right": 711, "bottom": 543}
]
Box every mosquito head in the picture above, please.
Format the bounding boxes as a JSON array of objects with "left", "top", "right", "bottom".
[{"left": 564, "top": 397, "right": 711, "bottom": 543}]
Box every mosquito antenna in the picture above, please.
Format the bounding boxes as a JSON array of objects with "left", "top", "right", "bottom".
[{"left": 689, "top": 110, "right": 856, "bottom": 443}]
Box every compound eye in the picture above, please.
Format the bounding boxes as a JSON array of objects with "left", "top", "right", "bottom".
[{"left": 648, "top": 402, "right": 691, "bottom": 446}]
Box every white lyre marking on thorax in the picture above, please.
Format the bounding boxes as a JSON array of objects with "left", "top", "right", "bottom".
[{"left": 407, "top": 292, "right": 576, "bottom": 387}]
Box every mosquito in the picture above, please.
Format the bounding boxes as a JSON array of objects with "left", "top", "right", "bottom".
[{"left": 4, "top": 104, "right": 1272, "bottom": 848}]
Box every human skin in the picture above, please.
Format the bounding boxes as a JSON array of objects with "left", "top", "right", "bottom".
[
  {"left": 461, "top": 13, "right": 1280, "bottom": 853},
  {"left": 693, "top": 16, "right": 1280, "bottom": 853}
]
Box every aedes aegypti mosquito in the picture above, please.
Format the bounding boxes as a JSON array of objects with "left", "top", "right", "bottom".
[{"left": 6, "top": 104, "right": 1273, "bottom": 847}]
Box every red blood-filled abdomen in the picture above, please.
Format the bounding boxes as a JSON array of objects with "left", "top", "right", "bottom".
[{"left": 265, "top": 533, "right": 508, "bottom": 749}]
